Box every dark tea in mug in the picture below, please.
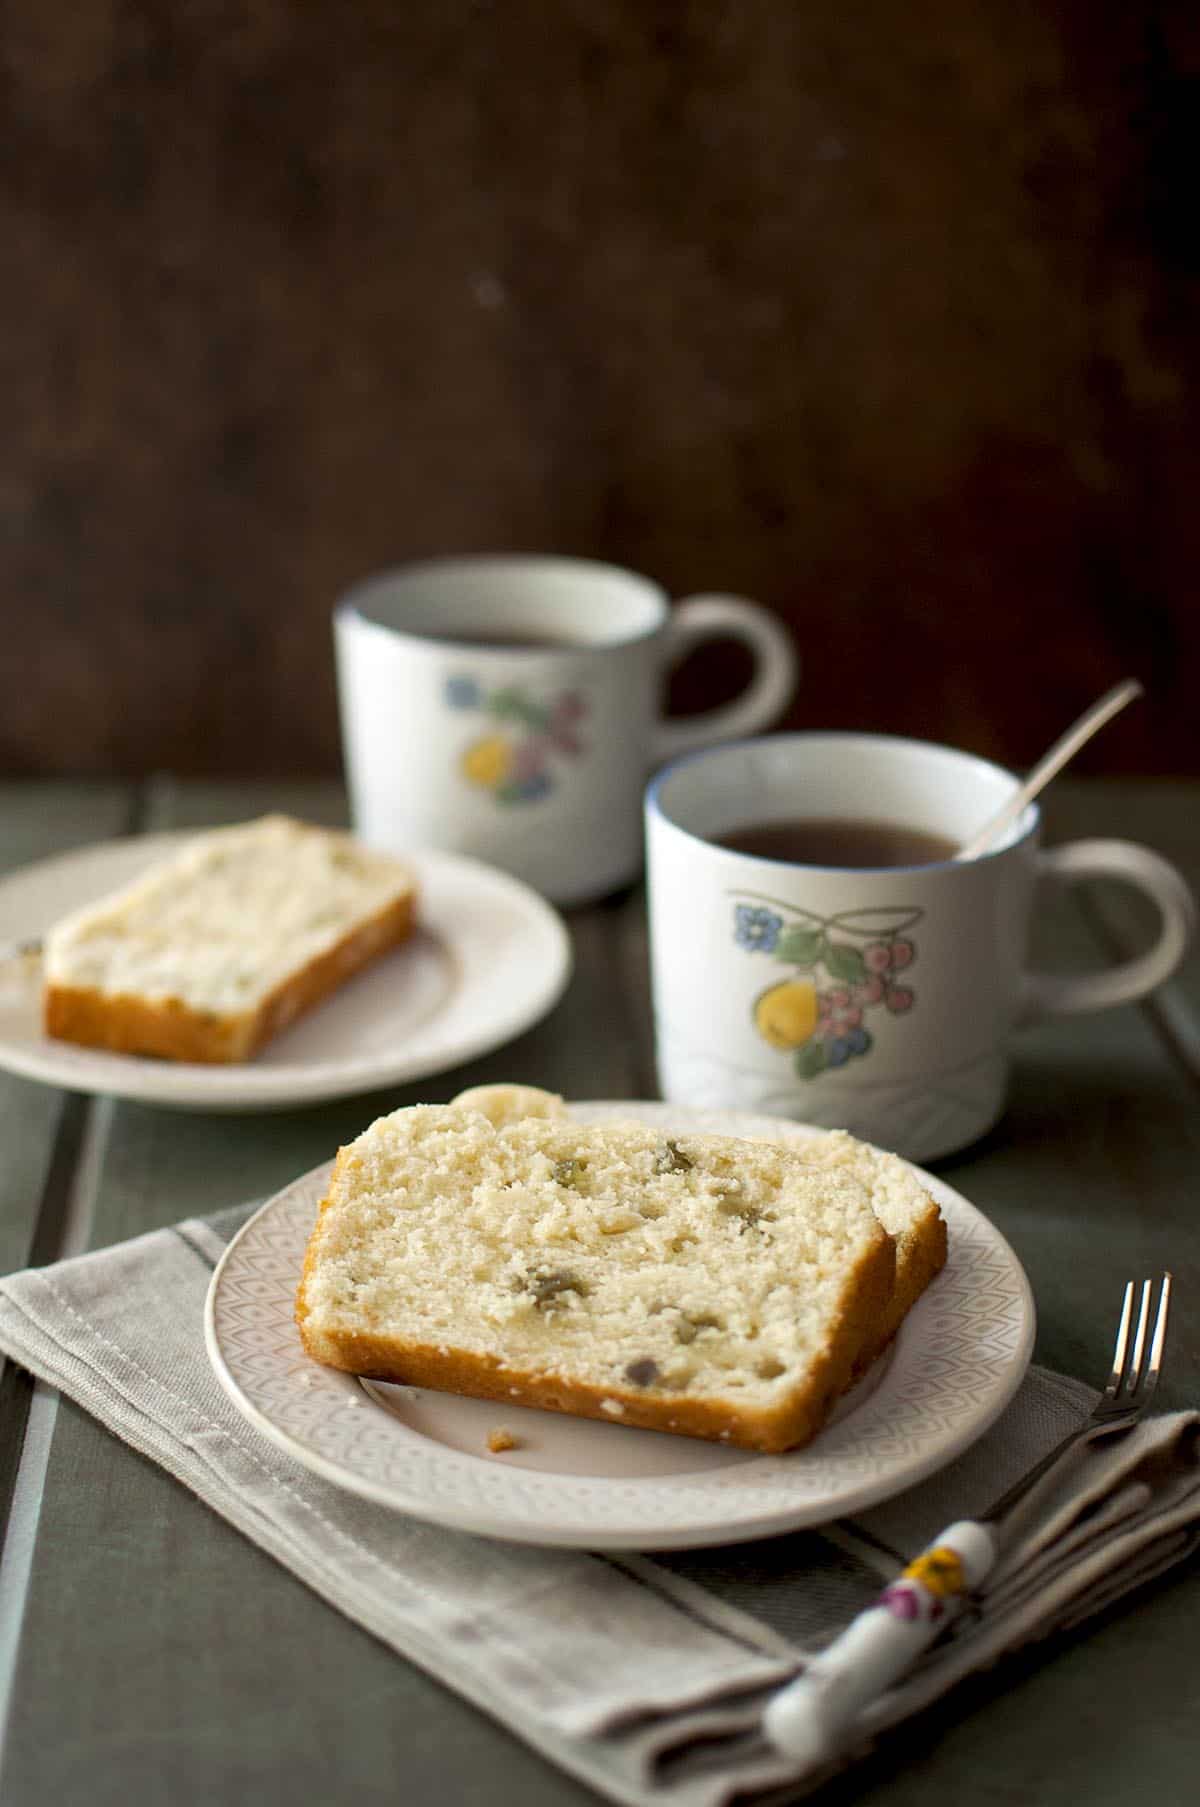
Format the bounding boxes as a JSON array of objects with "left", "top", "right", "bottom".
[{"left": 714, "top": 817, "right": 959, "bottom": 867}]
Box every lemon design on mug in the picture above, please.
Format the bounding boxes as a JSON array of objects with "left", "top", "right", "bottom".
[
  {"left": 461, "top": 734, "right": 515, "bottom": 790},
  {"left": 448, "top": 678, "right": 588, "bottom": 805},
  {"left": 753, "top": 978, "right": 820, "bottom": 1050}
]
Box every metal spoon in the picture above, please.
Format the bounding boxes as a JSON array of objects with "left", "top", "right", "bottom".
[{"left": 956, "top": 677, "right": 1144, "bottom": 860}]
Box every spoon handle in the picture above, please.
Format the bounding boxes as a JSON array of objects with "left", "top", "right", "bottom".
[{"left": 956, "top": 678, "right": 1144, "bottom": 860}]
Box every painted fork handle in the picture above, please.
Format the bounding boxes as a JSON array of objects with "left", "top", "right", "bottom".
[{"left": 762, "top": 1521, "right": 999, "bottom": 1767}]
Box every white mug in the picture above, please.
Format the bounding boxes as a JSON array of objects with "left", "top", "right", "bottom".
[
  {"left": 335, "top": 555, "right": 797, "bottom": 904},
  {"left": 645, "top": 733, "right": 1195, "bottom": 1161}
]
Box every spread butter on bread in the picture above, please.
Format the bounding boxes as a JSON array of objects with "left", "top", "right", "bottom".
[{"left": 43, "top": 815, "right": 416, "bottom": 1063}]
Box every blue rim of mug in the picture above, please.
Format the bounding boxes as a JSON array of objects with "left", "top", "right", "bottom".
[
  {"left": 644, "top": 730, "right": 1040, "bottom": 874},
  {"left": 335, "top": 555, "right": 668, "bottom": 654}
]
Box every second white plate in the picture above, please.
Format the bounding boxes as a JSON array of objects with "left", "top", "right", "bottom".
[
  {"left": 206, "top": 1103, "right": 1035, "bottom": 1548},
  {"left": 0, "top": 833, "right": 571, "bottom": 1110}
]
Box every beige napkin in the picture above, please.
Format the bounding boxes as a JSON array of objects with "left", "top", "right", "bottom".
[{"left": 0, "top": 1204, "right": 1197, "bottom": 1805}]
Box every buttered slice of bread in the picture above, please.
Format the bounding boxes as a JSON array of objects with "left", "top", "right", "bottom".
[
  {"left": 296, "top": 1104, "right": 895, "bottom": 1453},
  {"left": 43, "top": 815, "right": 416, "bottom": 1063}
]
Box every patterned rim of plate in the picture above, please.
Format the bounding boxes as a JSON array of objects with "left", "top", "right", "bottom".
[{"left": 205, "top": 1104, "right": 1035, "bottom": 1549}]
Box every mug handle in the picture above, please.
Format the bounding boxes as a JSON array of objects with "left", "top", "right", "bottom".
[
  {"left": 651, "top": 595, "right": 798, "bottom": 763},
  {"left": 1020, "top": 839, "right": 1196, "bottom": 1024}
]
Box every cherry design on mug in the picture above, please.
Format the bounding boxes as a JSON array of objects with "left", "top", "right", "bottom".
[
  {"left": 446, "top": 677, "right": 588, "bottom": 805},
  {"left": 731, "top": 898, "right": 923, "bottom": 1078}
]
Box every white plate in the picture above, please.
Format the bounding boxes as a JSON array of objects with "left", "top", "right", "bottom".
[
  {"left": 206, "top": 1103, "right": 1035, "bottom": 1548},
  {"left": 0, "top": 834, "right": 571, "bottom": 1110}
]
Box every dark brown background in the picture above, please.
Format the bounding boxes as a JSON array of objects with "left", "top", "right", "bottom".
[{"left": 3, "top": 0, "right": 1198, "bottom": 779}]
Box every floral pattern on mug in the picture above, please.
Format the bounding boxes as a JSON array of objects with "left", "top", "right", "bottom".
[
  {"left": 446, "top": 676, "right": 587, "bottom": 805},
  {"left": 731, "top": 896, "right": 923, "bottom": 1078}
]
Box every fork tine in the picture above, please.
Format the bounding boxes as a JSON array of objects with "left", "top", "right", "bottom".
[
  {"left": 1106, "top": 1281, "right": 1135, "bottom": 1397},
  {"left": 1127, "top": 1278, "right": 1154, "bottom": 1394},
  {"left": 1136, "top": 1274, "right": 1172, "bottom": 1408}
]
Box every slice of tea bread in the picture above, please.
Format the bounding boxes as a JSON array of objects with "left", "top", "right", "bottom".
[
  {"left": 43, "top": 815, "right": 416, "bottom": 1063},
  {"left": 449, "top": 1087, "right": 947, "bottom": 1367},
  {"left": 296, "top": 1104, "right": 895, "bottom": 1453},
  {"left": 769, "top": 1129, "right": 947, "bottom": 1363}
]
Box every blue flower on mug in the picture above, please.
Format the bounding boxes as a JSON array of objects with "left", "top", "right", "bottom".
[
  {"left": 733, "top": 905, "right": 783, "bottom": 953},
  {"left": 445, "top": 674, "right": 482, "bottom": 710}
]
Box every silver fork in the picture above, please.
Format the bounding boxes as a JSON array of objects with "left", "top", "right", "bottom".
[
  {"left": 986, "top": 1273, "right": 1171, "bottom": 1521},
  {"left": 764, "top": 1274, "right": 1173, "bottom": 1767}
]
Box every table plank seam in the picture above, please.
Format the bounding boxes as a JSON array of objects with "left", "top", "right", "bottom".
[
  {"left": 0, "top": 1091, "right": 92, "bottom": 1524},
  {"left": 0, "top": 781, "right": 149, "bottom": 1771},
  {"left": 0, "top": 1094, "right": 115, "bottom": 1756}
]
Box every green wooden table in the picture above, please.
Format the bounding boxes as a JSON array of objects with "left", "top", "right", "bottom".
[{"left": 0, "top": 777, "right": 1197, "bottom": 1807}]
